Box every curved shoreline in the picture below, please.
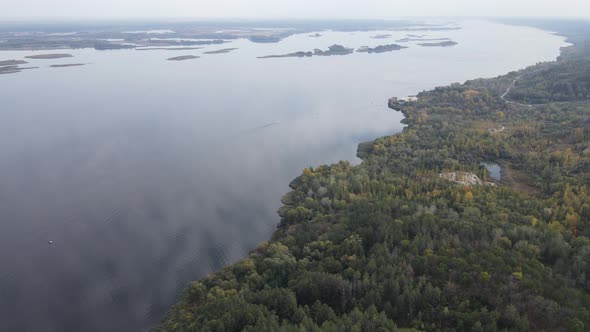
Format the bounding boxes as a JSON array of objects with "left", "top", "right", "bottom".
[{"left": 158, "top": 23, "right": 580, "bottom": 330}]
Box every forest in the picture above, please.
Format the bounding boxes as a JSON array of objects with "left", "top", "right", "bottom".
[{"left": 157, "top": 21, "right": 590, "bottom": 331}]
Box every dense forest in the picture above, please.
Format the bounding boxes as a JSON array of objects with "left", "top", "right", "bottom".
[{"left": 158, "top": 21, "right": 590, "bottom": 331}]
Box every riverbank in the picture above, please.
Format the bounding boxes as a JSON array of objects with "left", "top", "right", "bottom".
[{"left": 158, "top": 21, "right": 590, "bottom": 331}]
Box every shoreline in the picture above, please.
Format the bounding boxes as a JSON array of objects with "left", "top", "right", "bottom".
[{"left": 158, "top": 22, "right": 583, "bottom": 330}]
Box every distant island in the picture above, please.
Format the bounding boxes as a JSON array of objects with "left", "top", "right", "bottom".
[
  {"left": 418, "top": 40, "right": 458, "bottom": 47},
  {"left": 371, "top": 34, "right": 392, "bottom": 39},
  {"left": 136, "top": 47, "right": 204, "bottom": 51},
  {"left": 258, "top": 44, "right": 354, "bottom": 59},
  {"left": 0, "top": 65, "right": 38, "bottom": 75},
  {"left": 357, "top": 44, "right": 407, "bottom": 54},
  {"left": 0, "top": 60, "right": 28, "bottom": 66},
  {"left": 309, "top": 33, "right": 322, "bottom": 38},
  {"left": 313, "top": 44, "right": 354, "bottom": 56},
  {"left": 0, "top": 58, "right": 38, "bottom": 74},
  {"left": 49, "top": 63, "right": 86, "bottom": 68},
  {"left": 258, "top": 51, "right": 313, "bottom": 59},
  {"left": 203, "top": 48, "right": 238, "bottom": 54},
  {"left": 25, "top": 54, "right": 73, "bottom": 59},
  {"left": 167, "top": 55, "right": 200, "bottom": 61}
]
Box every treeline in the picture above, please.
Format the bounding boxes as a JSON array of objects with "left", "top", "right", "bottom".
[{"left": 157, "top": 25, "right": 590, "bottom": 332}]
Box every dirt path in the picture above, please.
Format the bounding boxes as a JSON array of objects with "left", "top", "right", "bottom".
[{"left": 500, "top": 76, "right": 533, "bottom": 107}]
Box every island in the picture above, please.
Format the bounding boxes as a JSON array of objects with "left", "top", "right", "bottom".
[
  {"left": 159, "top": 22, "right": 590, "bottom": 332},
  {"left": 357, "top": 44, "right": 407, "bottom": 53},
  {"left": 258, "top": 51, "right": 313, "bottom": 59},
  {"left": 371, "top": 34, "right": 392, "bottom": 39},
  {"left": 0, "top": 59, "right": 28, "bottom": 66},
  {"left": 418, "top": 40, "right": 458, "bottom": 47},
  {"left": 313, "top": 44, "right": 354, "bottom": 56},
  {"left": 258, "top": 44, "right": 354, "bottom": 59},
  {"left": 49, "top": 63, "right": 86, "bottom": 68},
  {"left": 309, "top": 33, "right": 322, "bottom": 38},
  {"left": 0, "top": 65, "right": 38, "bottom": 75},
  {"left": 25, "top": 54, "right": 73, "bottom": 59},
  {"left": 166, "top": 55, "right": 200, "bottom": 61},
  {"left": 0, "top": 65, "right": 21, "bottom": 74},
  {"left": 203, "top": 48, "right": 238, "bottom": 54},
  {"left": 136, "top": 47, "right": 203, "bottom": 51}
]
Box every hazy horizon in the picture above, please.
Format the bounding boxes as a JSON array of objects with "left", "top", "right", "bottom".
[{"left": 2, "top": 0, "right": 590, "bottom": 20}]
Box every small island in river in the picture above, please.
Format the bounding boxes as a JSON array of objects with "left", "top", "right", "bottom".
[
  {"left": 258, "top": 51, "right": 313, "bottom": 59},
  {"left": 0, "top": 65, "right": 38, "bottom": 74},
  {"left": 0, "top": 59, "right": 38, "bottom": 74},
  {"left": 50, "top": 63, "right": 87, "bottom": 68},
  {"left": 258, "top": 44, "right": 354, "bottom": 59},
  {"left": 313, "top": 44, "right": 354, "bottom": 56},
  {"left": 136, "top": 47, "right": 203, "bottom": 51},
  {"left": 203, "top": 48, "right": 238, "bottom": 54},
  {"left": 371, "top": 34, "right": 392, "bottom": 39},
  {"left": 25, "top": 54, "right": 73, "bottom": 59},
  {"left": 167, "top": 55, "right": 200, "bottom": 61},
  {"left": 0, "top": 59, "right": 28, "bottom": 66},
  {"left": 357, "top": 44, "right": 407, "bottom": 53},
  {"left": 418, "top": 40, "right": 458, "bottom": 47}
]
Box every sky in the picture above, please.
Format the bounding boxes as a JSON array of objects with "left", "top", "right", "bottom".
[{"left": 3, "top": 0, "right": 590, "bottom": 19}]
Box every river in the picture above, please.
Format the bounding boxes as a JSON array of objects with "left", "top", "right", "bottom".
[{"left": 0, "top": 20, "right": 567, "bottom": 331}]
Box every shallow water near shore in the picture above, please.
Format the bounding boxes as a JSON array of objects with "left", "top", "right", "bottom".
[{"left": 0, "top": 20, "right": 567, "bottom": 331}]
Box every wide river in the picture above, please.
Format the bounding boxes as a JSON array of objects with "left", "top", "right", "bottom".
[{"left": 0, "top": 20, "right": 567, "bottom": 331}]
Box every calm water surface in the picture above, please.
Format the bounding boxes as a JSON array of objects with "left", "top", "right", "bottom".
[
  {"left": 482, "top": 162, "right": 502, "bottom": 180},
  {"left": 0, "top": 20, "right": 566, "bottom": 331}
]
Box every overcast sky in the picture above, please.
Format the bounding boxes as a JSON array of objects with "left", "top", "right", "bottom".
[{"left": 3, "top": 0, "right": 590, "bottom": 19}]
